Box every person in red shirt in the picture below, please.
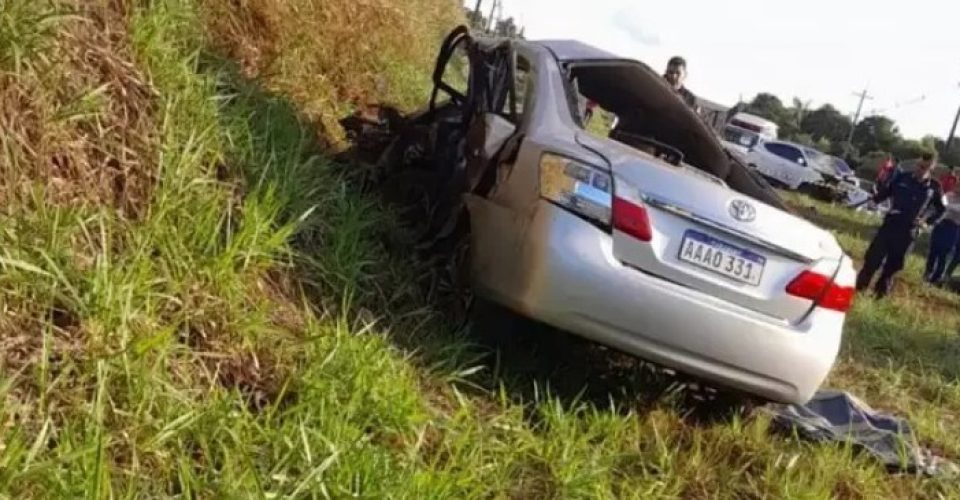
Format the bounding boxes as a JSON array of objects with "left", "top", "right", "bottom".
[
  {"left": 876, "top": 154, "right": 896, "bottom": 185},
  {"left": 940, "top": 166, "right": 959, "bottom": 194}
]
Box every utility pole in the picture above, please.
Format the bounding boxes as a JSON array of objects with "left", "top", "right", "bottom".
[
  {"left": 947, "top": 106, "right": 960, "bottom": 152},
  {"left": 942, "top": 108, "right": 960, "bottom": 155},
  {"left": 945, "top": 83, "right": 960, "bottom": 153},
  {"left": 486, "top": 0, "right": 498, "bottom": 32},
  {"left": 472, "top": 0, "right": 483, "bottom": 28},
  {"left": 845, "top": 88, "right": 874, "bottom": 153}
]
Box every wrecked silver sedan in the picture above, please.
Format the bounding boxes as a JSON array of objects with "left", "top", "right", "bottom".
[{"left": 380, "top": 27, "right": 857, "bottom": 404}]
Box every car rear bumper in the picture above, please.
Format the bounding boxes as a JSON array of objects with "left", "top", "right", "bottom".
[{"left": 469, "top": 200, "right": 843, "bottom": 404}]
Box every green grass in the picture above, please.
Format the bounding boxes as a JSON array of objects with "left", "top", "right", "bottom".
[
  {"left": 1, "top": 1, "right": 959, "bottom": 497},
  {"left": 584, "top": 108, "right": 618, "bottom": 139}
]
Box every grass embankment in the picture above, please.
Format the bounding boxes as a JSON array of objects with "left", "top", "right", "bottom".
[
  {"left": 1, "top": 0, "right": 464, "bottom": 496},
  {"left": 1, "top": 0, "right": 958, "bottom": 497}
]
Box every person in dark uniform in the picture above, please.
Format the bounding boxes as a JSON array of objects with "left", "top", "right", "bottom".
[
  {"left": 856, "top": 152, "right": 945, "bottom": 298},
  {"left": 663, "top": 56, "right": 700, "bottom": 113}
]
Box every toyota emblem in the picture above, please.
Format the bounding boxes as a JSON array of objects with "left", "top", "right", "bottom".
[{"left": 729, "top": 199, "right": 756, "bottom": 223}]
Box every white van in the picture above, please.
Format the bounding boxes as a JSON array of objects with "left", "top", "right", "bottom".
[
  {"left": 729, "top": 112, "right": 779, "bottom": 140},
  {"left": 721, "top": 124, "right": 762, "bottom": 160},
  {"left": 719, "top": 112, "right": 779, "bottom": 162}
]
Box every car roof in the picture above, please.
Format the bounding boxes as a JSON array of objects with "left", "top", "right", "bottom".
[
  {"left": 732, "top": 112, "right": 778, "bottom": 127},
  {"left": 532, "top": 39, "right": 626, "bottom": 62},
  {"left": 725, "top": 123, "right": 760, "bottom": 133}
]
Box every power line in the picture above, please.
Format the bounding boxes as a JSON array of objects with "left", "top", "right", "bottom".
[
  {"left": 871, "top": 82, "right": 960, "bottom": 118},
  {"left": 892, "top": 94, "right": 927, "bottom": 109},
  {"left": 870, "top": 95, "right": 925, "bottom": 116},
  {"left": 887, "top": 82, "right": 960, "bottom": 110}
]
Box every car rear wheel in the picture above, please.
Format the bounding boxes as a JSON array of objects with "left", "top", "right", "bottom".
[
  {"left": 468, "top": 298, "right": 531, "bottom": 346},
  {"left": 752, "top": 166, "right": 786, "bottom": 189},
  {"left": 444, "top": 217, "right": 535, "bottom": 346}
]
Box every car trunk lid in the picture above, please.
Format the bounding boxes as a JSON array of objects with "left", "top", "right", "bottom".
[{"left": 593, "top": 137, "right": 845, "bottom": 323}]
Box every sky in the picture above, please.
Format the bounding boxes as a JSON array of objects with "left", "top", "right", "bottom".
[{"left": 464, "top": 0, "right": 960, "bottom": 140}]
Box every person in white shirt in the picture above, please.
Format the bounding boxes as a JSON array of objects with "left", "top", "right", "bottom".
[{"left": 925, "top": 183, "right": 960, "bottom": 284}]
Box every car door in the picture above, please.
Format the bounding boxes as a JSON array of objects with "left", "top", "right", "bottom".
[
  {"left": 761, "top": 142, "right": 809, "bottom": 189},
  {"left": 750, "top": 142, "right": 790, "bottom": 185},
  {"left": 463, "top": 49, "right": 535, "bottom": 292},
  {"left": 801, "top": 147, "right": 834, "bottom": 182}
]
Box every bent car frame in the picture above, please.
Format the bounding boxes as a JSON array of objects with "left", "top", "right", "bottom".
[{"left": 380, "top": 27, "right": 857, "bottom": 405}]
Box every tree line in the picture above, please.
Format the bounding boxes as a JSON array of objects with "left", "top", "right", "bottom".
[{"left": 741, "top": 93, "right": 960, "bottom": 170}]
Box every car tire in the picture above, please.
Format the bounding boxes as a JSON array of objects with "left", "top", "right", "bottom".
[
  {"left": 760, "top": 173, "right": 788, "bottom": 190},
  {"left": 441, "top": 210, "right": 532, "bottom": 338},
  {"left": 456, "top": 230, "right": 553, "bottom": 352},
  {"left": 468, "top": 296, "right": 556, "bottom": 354}
]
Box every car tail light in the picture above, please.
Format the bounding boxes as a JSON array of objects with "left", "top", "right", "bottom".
[
  {"left": 612, "top": 197, "right": 652, "bottom": 242},
  {"left": 786, "top": 270, "right": 855, "bottom": 312},
  {"left": 611, "top": 178, "right": 654, "bottom": 242},
  {"left": 539, "top": 153, "right": 612, "bottom": 225}
]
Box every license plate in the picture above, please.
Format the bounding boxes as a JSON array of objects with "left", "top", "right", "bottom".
[{"left": 678, "top": 230, "right": 765, "bottom": 286}]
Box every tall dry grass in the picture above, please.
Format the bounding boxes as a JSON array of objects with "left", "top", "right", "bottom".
[
  {"left": 0, "top": 0, "right": 158, "bottom": 215},
  {"left": 201, "top": 0, "right": 463, "bottom": 148}
]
